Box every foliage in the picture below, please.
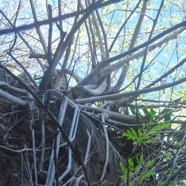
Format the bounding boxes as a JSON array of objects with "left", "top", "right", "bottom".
[
  {"left": 120, "top": 156, "right": 155, "bottom": 185},
  {"left": 120, "top": 106, "right": 186, "bottom": 185}
]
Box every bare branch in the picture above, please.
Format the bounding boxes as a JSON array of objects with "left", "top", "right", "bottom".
[
  {"left": 80, "top": 27, "right": 186, "bottom": 86},
  {"left": 100, "top": 114, "right": 109, "bottom": 181},
  {"left": 0, "top": 0, "right": 122, "bottom": 35},
  {"left": 75, "top": 77, "right": 186, "bottom": 103},
  {"left": 136, "top": 0, "right": 165, "bottom": 90},
  {"left": 8, "top": 52, "right": 38, "bottom": 87},
  {"left": 29, "top": 0, "right": 47, "bottom": 53},
  {"left": 146, "top": 55, "right": 186, "bottom": 88},
  {"left": 0, "top": 89, "right": 27, "bottom": 106},
  {"left": 0, "top": 9, "right": 45, "bottom": 71},
  {"left": 81, "top": 77, "right": 108, "bottom": 96},
  {"left": 113, "top": 0, "right": 148, "bottom": 91},
  {"left": 47, "top": 4, "right": 53, "bottom": 65},
  {"left": 87, "top": 0, "right": 107, "bottom": 61},
  {"left": 79, "top": 21, "right": 186, "bottom": 86},
  {"left": 108, "top": 0, "right": 142, "bottom": 52},
  {"left": 0, "top": 81, "right": 28, "bottom": 94},
  {"left": 65, "top": 69, "right": 82, "bottom": 83},
  {"left": 78, "top": 104, "right": 140, "bottom": 123}
]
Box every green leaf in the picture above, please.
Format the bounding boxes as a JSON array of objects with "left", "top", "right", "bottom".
[
  {"left": 137, "top": 137, "right": 142, "bottom": 144},
  {"left": 143, "top": 108, "right": 153, "bottom": 122},
  {"left": 127, "top": 129, "right": 133, "bottom": 136},
  {"left": 150, "top": 123, "right": 170, "bottom": 133},
  {"left": 135, "top": 165, "right": 140, "bottom": 171},
  {"left": 138, "top": 128, "right": 143, "bottom": 136},
  {"left": 119, "top": 162, "right": 126, "bottom": 172},
  {"left": 150, "top": 109, "right": 156, "bottom": 117},
  {"left": 140, "top": 155, "right": 143, "bottom": 164},
  {"left": 130, "top": 128, "right": 137, "bottom": 137},
  {"left": 160, "top": 109, "right": 172, "bottom": 122},
  {"left": 136, "top": 155, "right": 139, "bottom": 164},
  {"left": 144, "top": 171, "right": 154, "bottom": 177},
  {"left": 144, "top": 139, "right": 152, "bottom": 144},
  {"left": 122, "top": 130, "right": 133, "bottom": 140},
  {"left": 143, "top": 108, "right": 151, "bottom": 118},
  {"left": 122, "top": 132, "right": 130, "bottom": 138},
  {"left": 176, "top": 141, "right": 183, "bottom": 147},
  {"left": 128, "top": 158, "right": 134, "bottom": 168},
  {"left": 146, "top": 160, "right": 154, "bottom": 168},
  {"left": 158, "top": 180, "right": 163, "bottom": 186},
  {"left": 122, "top": 130, "right": 130, "bottom": 136}
]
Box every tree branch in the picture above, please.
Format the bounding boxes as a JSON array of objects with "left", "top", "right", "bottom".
[
  {"left": 0, "top": 0, "right": 122, "bottom": 35},
  {"left": 81, "top": 77, "right": 108, "bottom": 96},
  {"left": 0, "top": 9, "right": 45, "bottom": 71},
  {"left": 78, "top": 104, "right": 140, "bottom": 123},
  {"left": 113, "top": 0, "right": 148, "bottom": 91},
  {"left": 79, "top": 21, "right": 186, "bottom": 86},
  {"left": 0, "top": 89, "right": 27, "bottom": 106},
  {"left": 0, "top": 81, "right": 28, "bottom": 94},
  {"left": 75, "top": 77, "right": 186, "bottom": 103},
  {"left": 29, "top": 0, "right": 47, "bottom": 53},
  {"left": 136, "top": 0, "right": 165, "bottom": 90},
  {"left": 108, "top": 0, "right": 142, "bottom": 52}
]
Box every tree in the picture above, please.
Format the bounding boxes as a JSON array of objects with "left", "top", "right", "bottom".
[{"left": 0, "top": 0, "right": 186, "bottom": 185}]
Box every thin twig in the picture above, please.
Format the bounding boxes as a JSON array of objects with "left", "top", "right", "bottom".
[
  {"left": 79, "top": 21, "right": 186, "bottom": 86},
  {"left": 0, "top": 9, "right": 45, "bottom": 71},
  {"left": 29, "top": 0, "right": 47, "bottom": 53},
  {"left": 100, "top": 114, "right": 109, "bottom": 181},
  {"left": 136, "top": 0, "right": 165, "bottom": 90},
  {"left": 0, "top": 0, "right": 122, "bottom": 35}
]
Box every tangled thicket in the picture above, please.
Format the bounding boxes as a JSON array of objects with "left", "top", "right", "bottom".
[
  {"left": 0, "top": 0, "right": 186, "bottom": 185},
  {"left": 0, "top": 63, "right": 185, "bottom": 185}
]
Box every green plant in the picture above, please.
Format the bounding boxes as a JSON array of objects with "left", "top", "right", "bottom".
[{"left": 120, "top": 156, "right": 155, "bottom": 184}]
